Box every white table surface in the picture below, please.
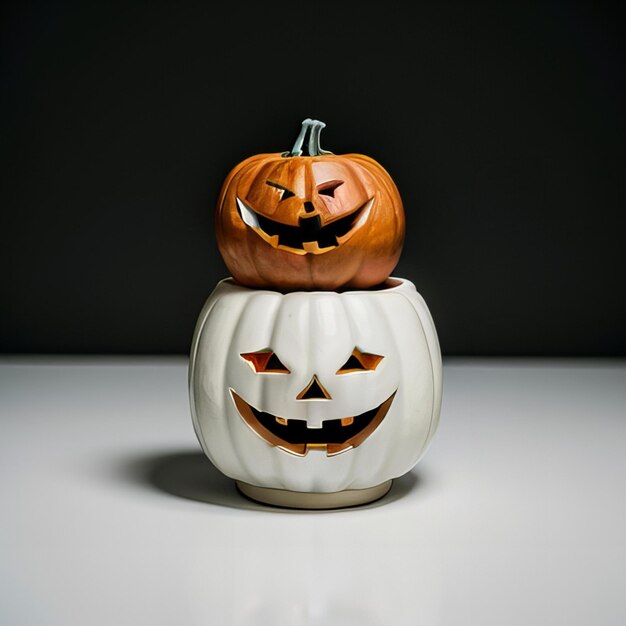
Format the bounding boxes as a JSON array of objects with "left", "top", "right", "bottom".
[{"left": 1, "top": 357, "right": 625, "bottom": 626}]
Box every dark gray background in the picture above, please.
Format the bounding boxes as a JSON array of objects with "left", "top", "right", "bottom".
[{"left": 2, "top": 1, "right": 624, "bottom": 355}]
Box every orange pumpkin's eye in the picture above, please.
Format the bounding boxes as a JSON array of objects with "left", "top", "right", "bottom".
[
  {"left": 317, "top": 179, "right": 344, "bottom": 198},
  {"left": 266, "top": 180, "right": 295, "bottom": 201},
  {"left": 241, "top": 349, "right": 290, "bottom": 373},
  {"left": 336, "top": 348, "right": 384, "bottom": 374}
]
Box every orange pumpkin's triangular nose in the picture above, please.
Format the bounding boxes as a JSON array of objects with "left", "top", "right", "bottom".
[{"left": 296, "top": 375, "right": 332, "bottom": 400}]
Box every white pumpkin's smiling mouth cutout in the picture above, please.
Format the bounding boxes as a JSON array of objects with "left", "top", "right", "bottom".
[
  {"left": 230, "top": 389, "right": 396, "bottom": 457},
  {"left": 236, "top": 197, "right": 374, "bottom": 256}
]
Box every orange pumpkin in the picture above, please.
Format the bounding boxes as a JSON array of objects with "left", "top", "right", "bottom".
[{"left": 216, "top": 119, "right": 405, "bottom": 291}]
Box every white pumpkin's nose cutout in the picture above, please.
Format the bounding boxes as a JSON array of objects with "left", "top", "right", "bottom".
[{"left": 296, "top": 375, "right": 332, "bottom": 401}]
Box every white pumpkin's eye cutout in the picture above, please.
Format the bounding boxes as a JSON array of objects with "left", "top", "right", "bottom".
[
  {"left": 336, "top": 348, "right": 384, "bottom": 374},
  {"left": 241, "top": 350, "right": 290, "bottom": 374},
  {"left": 266, "top": 180, "right": 295, "bottom": 201}
]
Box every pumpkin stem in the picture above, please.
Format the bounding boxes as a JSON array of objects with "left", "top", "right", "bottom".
[
  {"left": 283, "top": 119, "right": 333, "bottom": 157},
  {"left": 308, "top": 120, "right": 332, "bottom": 156},
  {"left": 284, "top": 119, "right": 313, "bottom": 157}
]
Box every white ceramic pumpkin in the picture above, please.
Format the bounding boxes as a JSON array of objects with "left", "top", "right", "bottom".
[{"left": 189, "top": 277, "right": 442, "bottom": 506}]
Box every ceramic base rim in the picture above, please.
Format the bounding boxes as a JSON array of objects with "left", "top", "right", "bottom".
[{"left": 236, "top": 479, "right": 393, "bottom": 510}]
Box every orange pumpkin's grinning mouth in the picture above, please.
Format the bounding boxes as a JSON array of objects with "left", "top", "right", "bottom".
[
  {"left": 230, "top": 388, "right": 395, "bottom": 456},
  {"left": 236, "top": 197, "right": 373, "bottom": 255}
]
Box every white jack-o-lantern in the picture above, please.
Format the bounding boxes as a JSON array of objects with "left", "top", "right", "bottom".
[{"left": 189, "top": 277, "right": 442, "bottom": 505}]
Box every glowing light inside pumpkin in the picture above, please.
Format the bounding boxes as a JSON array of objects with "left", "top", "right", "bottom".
[
  {"left": 240, "top": 350, "right": 290, "bottom": 374},
  {"left": 336, "top": 348, "right": 384, "bottom": 374}
]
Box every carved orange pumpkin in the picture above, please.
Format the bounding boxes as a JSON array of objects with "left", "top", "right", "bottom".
[{"left": 216, "top": 119, "right": 405, "bottom": 291}]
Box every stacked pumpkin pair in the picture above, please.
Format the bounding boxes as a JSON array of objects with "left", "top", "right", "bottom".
[{"left": 189, "top": 120, "right": 442, "bottom": 509}]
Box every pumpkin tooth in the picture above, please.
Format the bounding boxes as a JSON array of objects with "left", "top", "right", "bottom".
[
  {"left": 352, "top": 197, "right": 374, "bottom": 229},
  {"left": 267, "top": 234, "right": 280, "bottom": 247},
  {"left": 341, "top": 417, "right": 354, "bottom": 427},
  {"left": 326, "top": 443, "right": 353, "bottom": 456},
  {"left": 275, "top": 416, "right": 288, "bottom": 426},
  {"left": 236, "top": 197, "right": 260, "bottom": 229},
  {"left": 303, "top": 241, "right": 321, "bottom": 253}
]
